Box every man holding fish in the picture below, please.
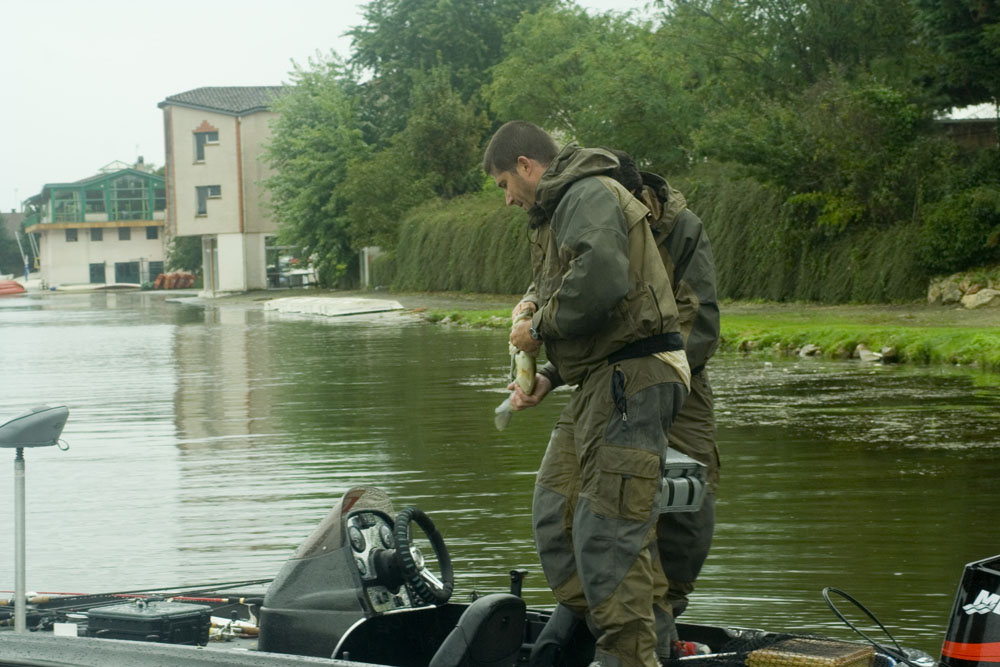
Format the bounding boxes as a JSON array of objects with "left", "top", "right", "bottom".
[{"left": 483, "top": 121, "right": 691, "bottom": 667}]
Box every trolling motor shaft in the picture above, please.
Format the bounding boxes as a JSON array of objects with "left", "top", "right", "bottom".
[
  {"left": 0, "top": 406, "right": 69, "bottom": 633},
  {"left": 13, "top": 448, "right": 25, "bottom": 632}
]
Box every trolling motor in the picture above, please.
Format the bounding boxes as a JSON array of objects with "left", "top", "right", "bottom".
[{"left": 0, "top": 406, "right": 69, "bottom": 632}]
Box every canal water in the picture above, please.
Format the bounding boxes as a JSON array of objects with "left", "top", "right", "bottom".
[{"left": 1, "top": 291, "right": 998, "bottom": 656}]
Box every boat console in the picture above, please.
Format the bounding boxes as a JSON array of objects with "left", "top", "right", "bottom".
[{"left": 258, "top": 485, "right": 527, "bottom": 665}]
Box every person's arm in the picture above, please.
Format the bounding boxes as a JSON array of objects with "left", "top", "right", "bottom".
[
  {"left": 532, "top": 179, "right": 629, "bottom": 342},
  {"left": 666, "top": 209, "right": 720, "bottom": 370},
  {"left": 513, "top": 283, "right": 538, "bottom": 322}
]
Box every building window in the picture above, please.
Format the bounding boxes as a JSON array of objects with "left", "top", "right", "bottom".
[
  {"left": 109, "top": 175, "right": 149, "bottom": 221},
  {"left": 115, "top": 261, "right": 140, "bottom": 284},
  {"left": 85, "top": 188, "right": 106, "bottom": 214},
  {"left": 53, "top": 191, "right": 81, "bottom": 222},
  {"left": 196, "top": 185, "right": 222, "bottom": 215},
  {"left": 148, "top": 261, "right": 164, "bottom": 283},
  {"left": 65, "top": 228, "right": 78, "bottom": 242},
  {"left": 91, "top": 228, "right": 103, "bottom": 242},
  {"left": 146, "top": 226, "right": 159, "bottom": 240},
  {"left": 89, "top": 263, "right": 105, "bottom": 283},
  {"left": 119, "top": 227, "right": 131, "bottom": 241},
  {"left": 154, "top": 187, "right": 166, "bottom": 213},
  {"left": 195, "top": 131, "right": 219, "bottom": 161}
]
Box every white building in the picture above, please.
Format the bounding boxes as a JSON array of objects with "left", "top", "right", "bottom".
[
  {"left": 158, "top": 87, "right": 287, "bottom": 294},
  {"left": 23, "top": 164, "right": 166, "bottom": 288}
]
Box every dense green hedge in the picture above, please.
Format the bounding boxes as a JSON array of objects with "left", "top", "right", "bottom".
[
  {"left": 382, "top": 177, "right": 932, "bottom": 302},
  {"left": 681, "top": 166, "right": 930, "bottom": 303},
  {"left": 387, "top": 190, "right": 531, "bottom": 294}
]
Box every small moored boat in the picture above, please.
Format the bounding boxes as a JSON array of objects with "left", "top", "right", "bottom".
[{"left": 0, "top": 280, "right": 26, "bottom": 297}]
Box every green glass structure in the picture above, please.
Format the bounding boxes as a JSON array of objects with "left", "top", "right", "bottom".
[{"left": 23, "top": 168, "right": 165, "bottom": 227}]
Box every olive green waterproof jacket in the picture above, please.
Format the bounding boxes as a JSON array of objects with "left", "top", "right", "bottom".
[
  {"left": 640, "top": 172, "right": 720, "bottom": 374},
  {"left": 525, "top": 144, "right": 683, "bottom": 387}
]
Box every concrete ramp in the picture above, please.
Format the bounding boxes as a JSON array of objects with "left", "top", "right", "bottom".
[{"left": 264, "top": 296, "right": 404, "bottom": 318}]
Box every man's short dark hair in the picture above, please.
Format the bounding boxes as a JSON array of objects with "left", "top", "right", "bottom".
[
  {"left": 607, "top": 149, "right": 642, "bottom": 195},
  {"left": 482, "top": 121, "right": 559, "bottom": 174}
]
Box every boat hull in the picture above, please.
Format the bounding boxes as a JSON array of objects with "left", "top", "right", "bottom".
[{"left": 0, "top": 280, "right": 26, "bottom": 297}]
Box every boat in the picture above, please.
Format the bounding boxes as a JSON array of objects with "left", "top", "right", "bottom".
[
  {"left": 0, "top": 409, "right": 992, "bottom": 667},
  {"left": 52, "top": 282, "right": 142, "bottom": 292},
  {"left": 0, "top": 280, "right": 26, "bottom": 297},
  {"left": 264, "top": 296, "right": 404, "bottom": 317}
]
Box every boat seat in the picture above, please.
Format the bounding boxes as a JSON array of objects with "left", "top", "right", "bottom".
[
  {"left": 0, "top": 406, "right": 68, "bottom": 448},
  {"left": 428, "top": 593, "right": 526, "bottom": 667}
]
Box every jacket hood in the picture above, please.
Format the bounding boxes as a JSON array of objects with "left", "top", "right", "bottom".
[
  {"left": 531, "top": 143, "right": 619, "bottom": 223},
  {"left": 641, "top": 170, "right": 687, "bottom": 234}
]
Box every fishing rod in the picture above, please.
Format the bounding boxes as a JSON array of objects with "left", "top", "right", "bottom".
[{"left": 1, "top": 578, "right": 273, "bottom": 614}]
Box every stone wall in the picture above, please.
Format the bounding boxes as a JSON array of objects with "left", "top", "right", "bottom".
[{"left": 928, "top": 268, "right": 1000, "bottom": 309}]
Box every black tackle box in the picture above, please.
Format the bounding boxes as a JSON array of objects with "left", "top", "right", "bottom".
[{"left": 86, "top": 599, "right": 212, "bottom": 645}]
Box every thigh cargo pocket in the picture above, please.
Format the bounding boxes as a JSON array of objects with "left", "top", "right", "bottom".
[{"left": 593, "top": 446, "right": 660, "bottom": 521}]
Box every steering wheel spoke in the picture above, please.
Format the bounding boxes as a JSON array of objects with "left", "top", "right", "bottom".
[
  {"left": 419, "top": 568, "right": 445, "bottom": 591},
  {"left": 394, "top": 506, "right": 454, "bottom": 605}
]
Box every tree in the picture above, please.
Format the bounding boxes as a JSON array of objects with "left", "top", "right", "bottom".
[
  {"left": 488, "top": 5, "right": 700, "bottom": 173},
  {"left": 0, "top": 214, "right": 27, "bottom": 277},
  {"left": 656, "top": 0, "right": 927, "bottom": 105},
  {"left": 912, "top": 0, "right": 1000, "bottom": 107},
  {"left": 166, "top": 235, "right": 203, "bottom": 273},
  {"left": 341, "top": 68, "right": 487, "bottom": 249},
  {"left": 263, "top": 56, "right": 369, "bottom": 287},
  {"left": 398, "top": 68, "right": 489, "bottom": 199},
  {"left": 695, "top": 73, "right": 952, "bottom": 231},
  {"left": 346, "top": 0, "right": 551, "bottom": 143}
]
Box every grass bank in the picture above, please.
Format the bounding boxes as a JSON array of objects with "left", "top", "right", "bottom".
[{"left": 421, "top": 300, "right": 1000, "bottom": 374}]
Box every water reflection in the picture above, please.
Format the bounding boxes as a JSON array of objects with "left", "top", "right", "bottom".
[{"left": 0, "top": 293, "right": 997, "bottom": 656}]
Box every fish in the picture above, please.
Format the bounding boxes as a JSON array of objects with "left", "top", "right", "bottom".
[
  {"left": 510, "top": 342, "right": 536, "bottom": 395},
  {"left": 494, "top": 395, "right": 513, "bottom": 431},
  {"left": 494, "top": 319, "right": 538, "bottom": 432}
]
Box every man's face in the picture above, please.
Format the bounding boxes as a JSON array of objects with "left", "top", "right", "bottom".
[{"left": 492, "top": 157, "right": 540, "bottom": 211}]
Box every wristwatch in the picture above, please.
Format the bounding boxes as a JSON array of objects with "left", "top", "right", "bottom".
[{"left": 529, "top": 326, "right": 541, "bottom": 341}]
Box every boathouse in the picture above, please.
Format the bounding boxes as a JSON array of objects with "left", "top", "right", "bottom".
[{"left": 22, "top": 162, "right": 166, "bottom": 288}]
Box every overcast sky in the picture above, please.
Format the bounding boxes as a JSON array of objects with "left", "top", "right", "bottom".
[{"left": 0, "top": 0, "right": 649, "bottom": 214}]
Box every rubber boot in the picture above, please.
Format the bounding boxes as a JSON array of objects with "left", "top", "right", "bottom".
[{"left": 530, "top": 604, "right": 583, "bottom": 667}]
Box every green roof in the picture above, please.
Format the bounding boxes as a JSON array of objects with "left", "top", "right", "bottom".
[
  {"left": 26, "top": 168, "right": 163, "bottom": 205},
  {"left": 158, "top": 86, "right": 288, "bottom": 115}
]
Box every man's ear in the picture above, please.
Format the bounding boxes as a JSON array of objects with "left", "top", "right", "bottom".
[{"left": 516, "top": 155, "right": 533, "bottom": 174}]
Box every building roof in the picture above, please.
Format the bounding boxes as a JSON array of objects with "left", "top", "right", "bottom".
[
  {"left": 158, "top": 86, "right": 288, "bottom": 115},
  {"left": 24, "top": 168, "right": 164, "bottom": 206},
  {"left": 937, "top": 102, "right": 998, "bottom": 122}
]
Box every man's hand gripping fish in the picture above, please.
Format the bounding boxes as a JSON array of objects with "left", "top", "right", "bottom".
[{"left": 494, "top": 313, "right": 536, "bottom": 431}]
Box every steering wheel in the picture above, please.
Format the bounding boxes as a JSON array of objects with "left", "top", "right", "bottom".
[{"left": 394, "top": 506, "right": 454, "bottom": 605}]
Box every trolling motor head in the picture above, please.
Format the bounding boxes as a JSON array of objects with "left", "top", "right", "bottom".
[
  {"left": 0, "top": 406, "right": 69, "bottom": 449},
  {"left": 941, "top": 555, "right": 1000, "bottom": 667},
  {"left": 0, "top": 405, "right": 70, "bottom": 633}
]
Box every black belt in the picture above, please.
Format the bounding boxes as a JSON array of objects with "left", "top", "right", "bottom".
[{"left": 608, "top": 332, "right": 684, "bottom": 364}]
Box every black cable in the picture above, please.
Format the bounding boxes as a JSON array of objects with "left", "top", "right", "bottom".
[{"left": 822, "top": 586, "right": 921, "bottom": 667}]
